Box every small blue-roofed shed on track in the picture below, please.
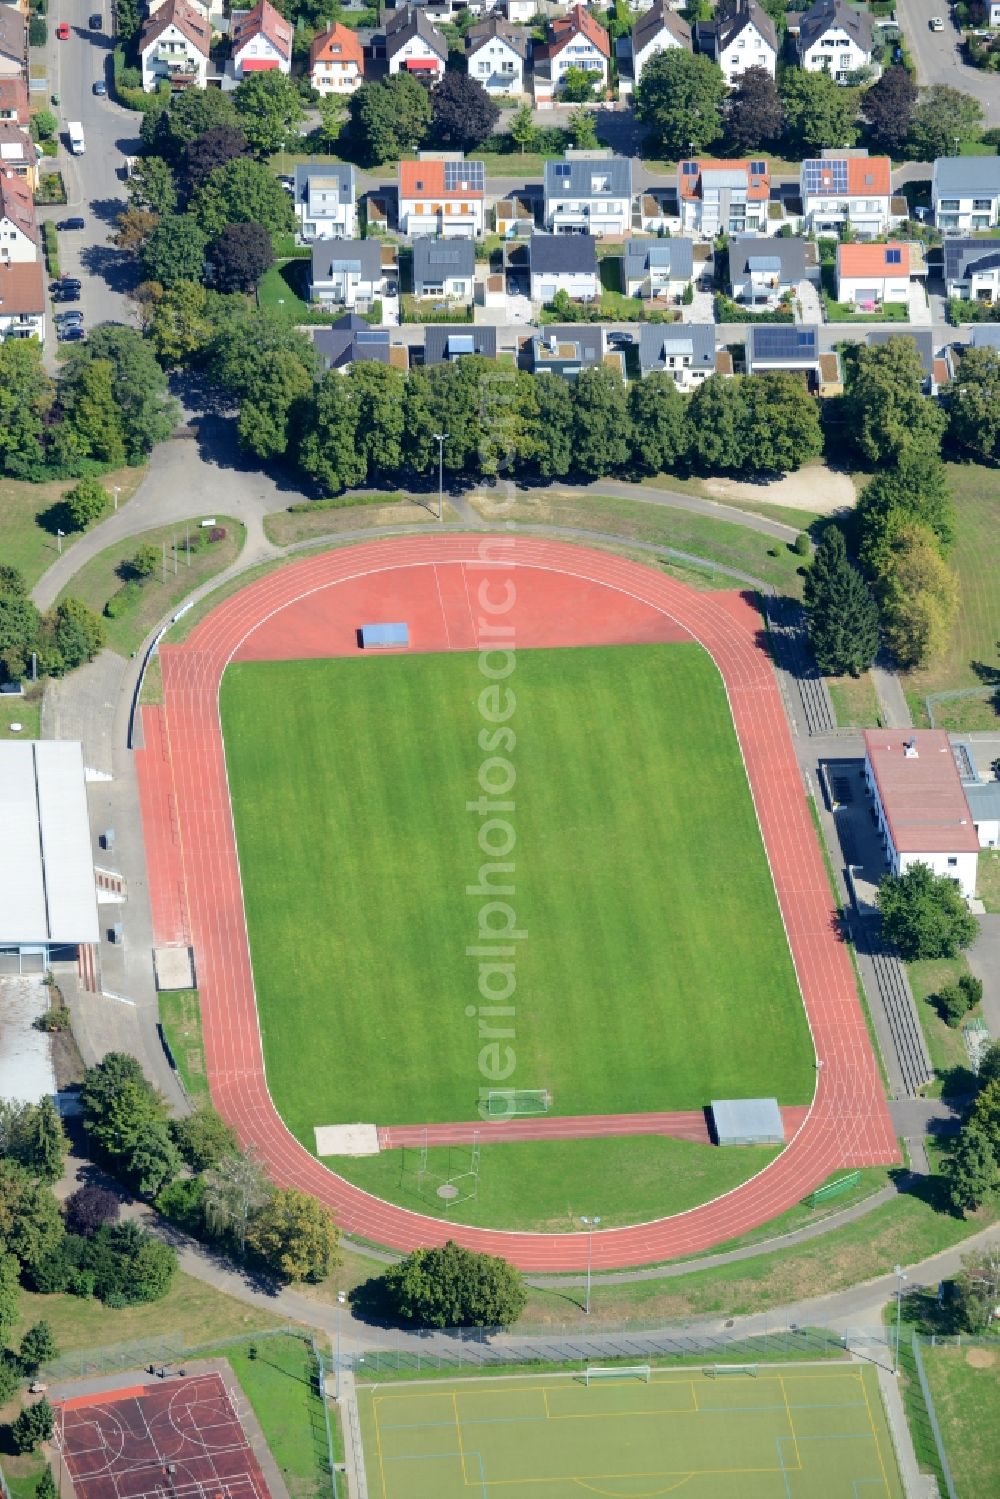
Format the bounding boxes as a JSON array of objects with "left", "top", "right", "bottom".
[
  {"left": 711, "top": 1097, "right": 784, "bottom": 1146},
  {"left": 360, "top": 622, "right": 410, "bottom": 649}
]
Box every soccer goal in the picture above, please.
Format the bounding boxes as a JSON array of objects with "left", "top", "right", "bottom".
[
  {"left": 704, "top": 1364, "right": 758, "bottom": 1379},
  {"left": 484, "top": 1089, "right": 551, "bottom": 1118},
  {"left": 584, "top": 1365, "right": 651, "bottom": 1386}
]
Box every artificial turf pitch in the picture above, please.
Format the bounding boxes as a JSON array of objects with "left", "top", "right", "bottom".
[
  {"left": 358, "top": 1365, "right": 904, "bottom": 1498},
  {"left": 220, "top": 643, "right": 814, "bottom": 1145}
]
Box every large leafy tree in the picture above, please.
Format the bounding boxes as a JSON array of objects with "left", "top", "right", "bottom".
[
  {"left": 944, "top": 1123, "right": 997, "bottom": 1214},
  {"left": 571, "top": 366, "right": 631, "bottom": 477},
  {"left": 841, "top": 337, "right": 946, "bottom": 466},
  {"left": 0, "top": 341, "right": 52, "bottom": 479},
  {"left": 172, "top": 1107, "right": 238, "bottom": 1172},
  {"left": 907, "top": 85, "right": 983, "bottom": 160},
  {"left": 142, "top": 88, "right": 240, "bottom": 164},
  {"left": 182, "top": 125, "right": 252, "bottom": 195},
  {"left": 861, "top": 66, "right": 917, "bottom": 154},
  {"left": 0, "top": 569, "right": 41, "bottom": 683},
  {"left": 141, "top": 214, "right": 210, "bottom": 289},
  {"left": 64, "top": 476, "right": 109, "bottom": 532},
  {"left": 431, "top": 71, "right": 499, "bottom": 151},
  {"left": 948, "top": 345, "right": 1000, "bottom": 461},
  {"left": 876, "top": 522, "right": 959, "bottom": 668},
  {"left": 627, "top": 372, "right": 688, "bottom": 474},
  {"left": 238, "top": 350, "right": 314, "bottom": 461},
  {"left": 532, "top": 374, "right": 574, "bottom": 478},
  {"left": 685, "top": 375, "right": 744, "bottom": 472},
  {"left": 193, "top": 157, "right": 296, "bottom": 238},
  {"left": 802, "top": 525, "right": 880, "bottom": 676},
  {"left": 211, "top": 221, "right": 274, "bottom": 293},
  {"left": 63, "top": 1186, "right": 120, "bottom": 1238},
  {"left": 780, "top": 70, "right": 858, "bottom": 156},
  {"left": 62, "top": 327, "right": 179, "bottom": 463},
  {"left": 351, "top": 363, "right": 407, "bottom": 478},
  {"left": 234, "top": 70, "right": 306, "bottom": 157},
  {"left": 0, "top": 1161, "right": 65, "bottom": 1271},
  {"left": 854, "top": 453, "right": 955, "bottom": 575},
  {"left": 877, "top": 860, "right": 978, "bottom": 960},
  {"left": 203, "top": 1149, "right": 272, "bottom": 1255},
  {"left": 62, "top": 361, "right": 126, "bottom": 468},
  {"left": 738, "top": 371, "right": 823, "bottom": 474},
  {"left": 953, "top": 1245, "right": 1000, "bottom": 1328},
  {"left": 635, "top": 50, "right": 726, "bottom": 158},
  {"left": 349, "top": 74, "right": 431, "bottom": 165},
  {"left": 127, "top": 155, "right": 178, "bottom": 216},
  {"left": 247, "top": 1187, "right": 340, "bottom": 1282},
  {"left": 727, "top": 66, "right": 783, "bottom": 154},
  {"left": 45, "top": 599, "right": 107, "bottom": 675},
  {"left": 148, "top": 281, "right": 214, "bottom": 368},
  {"left": 299, "top": 371, "right": 365, "bottom": 494},
  {"left": 19, "top": 1322, "right": 56, "bottom": 1377},
  {"left": 380, "top": 1241, "right": 526, "bottom": 1328},
  {"left": 0, "top": 1099, "right": 66, "bottom": 1184}
]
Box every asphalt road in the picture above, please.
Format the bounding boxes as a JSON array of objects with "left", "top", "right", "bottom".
[
  {"left": 40, "top": 0, "right": 141, "bottom": 355},
  {"left": 897, "top": 0, "right": 1000, "bottom": 121}
]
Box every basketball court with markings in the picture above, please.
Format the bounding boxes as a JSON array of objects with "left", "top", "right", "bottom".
[{"left": 358, "top": 1363, "right": 904, "bottom": 1498}]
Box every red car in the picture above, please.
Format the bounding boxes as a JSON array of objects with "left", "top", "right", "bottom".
[{"left": 56, "top": 21, "right": 70, "bottom": 38}]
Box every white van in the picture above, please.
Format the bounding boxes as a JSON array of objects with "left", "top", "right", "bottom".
[{"left": 68, "top": 122, "right": 85, "bottom": 155}]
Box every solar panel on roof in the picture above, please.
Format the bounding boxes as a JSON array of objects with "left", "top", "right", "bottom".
[
  {"left": 448, "top": 335, "right": 476, "bottom": 355},
  {"left": 753, "top": 326, "right": 816, "bottom": 359},
  {"left": 682, "top": 161, "right": 698, "bottom": 175},
  {"left": 750, "top": 160, "right": 766, "bottom": 175},
  {"left": 444, "top": 160, "right": 483, "bottom": 191},
  {"left": 803, "top": 158, "right": 847, "bottom": 195},
  {"left": 886, "top": 248, "right": 901, "bottom": 265},
  {"left": 747, "top": 256, "right": 780, "bottom": 272},
  {"left": 554, "top": 162, "right": 571, "bottom": 178}
]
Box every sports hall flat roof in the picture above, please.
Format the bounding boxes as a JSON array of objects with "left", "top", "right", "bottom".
[
  {"left": 863, "top": 729, "right": 980, "bottom": 855},
  {"left": 0, "top": 740, "right": 99, "bottom": 944}
]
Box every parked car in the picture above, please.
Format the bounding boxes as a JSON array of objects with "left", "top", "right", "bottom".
[
  {"left": 58, "top": 325, "right": 86, "bottom": 341},
  {"left": 57, "top": 217, "right": 85, "bottom": 230},
  {"left": 929, "top": 15, "right": 944, "bottom": 28},
  {"left": 385, "top": 281, "right": 398, "bottom": 297},
  {"left": 53, "top": 286, "right": 82, "bottom": 303},
  {"left": 607, "top": 331, "right": 635, "bottom": 348},
  {"left": 89, "top": 12, "right": 102, "bottom": 27},
  {"left": 54, "top": 313, "right": 84, "bottom": 328},
  {"left": 92, "top": 80, "right": 106, "bottom": 96},
  {"left": 56, "top": 21, "right": 70, "bottom": 38}
]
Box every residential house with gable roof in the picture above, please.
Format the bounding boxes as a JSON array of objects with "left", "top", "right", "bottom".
[
  {"left": 0, "top": 77, "right": 29, "bottom": 127},
  {"left": 703, "top": 0, "right": 778, "bottom": 84},
  {"left": 466, "top": 18, "right": 530, "bottom": 96},
  {"left": 293, "top": 162, "right": 357, "bottom": 241},
  {"left": 0, "top": 170, "right": 38, "bottom": 263},
  {"left": 313, "top": 315, "right": 405, "bottom": 373},
  {"left": 637, "top": 323, "right": 718, "bottom": 390},
  {"left": 729, "top": 235, "right": 813, "bottom": 307},
  {"left": 800, "top": 153, "right": 894, "bottom": 238},
  {"left": 525, "top": 326, "right": 618, "bottom": 379},
  {"left": 0, "top": 259, "right": 43, "bottom": 343},
  {"left": 230, "top": 0, "right": 292, "bottom": 78},
  {"left": 625, "top": 0, "right": 691, "bottom": 91},
  {"left": 932, "top": 157, "right": 1000, "bottom": 233},
  {"left": 797, "top": 0, "right": 873, "bottom": 79},
  {"left": 398, "top": 156, "right": 486, "bottom": 238},
  {"left": 309, "top": 22, "right": 364, "bottom": 94},
  {"left": 836, "top": 242, "right": 923, "bottom": 309},
  {"left": 677, "top": 158, "right": 770, "bottom": 237},
  {"left": 385, "top": 7, "right": 448, "bottom": 80},
  {"left": 621, "top": 236, "right": 693, "bottom": 300},
  {"left": 309, "top": 238, "right": 384, "bottom": 310},
  {"left": 529, "top": 232, "right": 598, "bottom": 302},
  {"left": 0, "top": 10, "right": 25, "bottom": 80},
  {"left": 943, "top": 237, "right": 1000, "bottom": 302},
  {"left": 533, "top": 5, "right": 610, "bottom": 104},
  {"left": 412, "top": 236, "right": 475, "bottom": 301},
  {"left": 139, "top": 0, "right": 210, "bottom": 91},
  {"left": 0, "top": 121, "right": 35, "bottom": 190},
  {"left": 543, "top": 151, "right": 632, "bottom": 237},
  {"left": 424, "top": 326, "right": 497, "bottom": 365}
]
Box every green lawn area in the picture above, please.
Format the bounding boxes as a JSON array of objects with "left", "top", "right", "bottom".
[
  {"left": 0, "top": 468, "right": 144, "bottom": 589},
  {"left": 334, "top": 1136, "right": 781, "bottom": 1233},
  {"left": 977, "top": 849, "right": 1000, "bottom": 913},
  {"left": 0, "top": 688, "right": 43, "bottom": 740},
  {"left": 824, "top": 297, "right": 909, "bottom": 323},
  {"left": 157, "top": 989, "right": 210, "bottom": 1105},
  {"left": 904, "top": 463, "right": 1000, "bottom": 724},
  {"left": 467, "top": 491, "right": 808, "bottom": 595},
  {"left": 258, "top": 258, "right": 310, "bottom": 317},
  {"left": 221, "top": 646, "right": 813, "bottom": 1182},
  {"left": 827, "top": 672, "right": 882, "bottom": 729},
  {"left": 221, "top": 1335, "right": 334, "bottom": 1499},
  {"left": 55, "top": 520, "right": 245, "bottom": 656},
  {"left": 918, "top": 1341, "right": 1000, "bottom": 1499},
  {"left": 264, "top": 497, "right": 456, "bottom": 545},
  {"left": 359, "top": 1364, "right": 903, "bottom": 1499},
  {"left": 907, "top": 955, "right": 978, "bottom": 1099}
]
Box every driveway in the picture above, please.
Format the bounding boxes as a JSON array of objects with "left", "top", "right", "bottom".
[
  {"left": 896, "top": 0, "right": 1000, "bottom": 122},
  {"left": 908, "top": 282, "right": 933, "bottom": 325},
  {"left": 796, "top": 278, "right": 823, "bottom": 324}
]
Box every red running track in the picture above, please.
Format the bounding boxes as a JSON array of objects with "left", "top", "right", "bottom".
[
  {"left": 136, "top": 535, "right": 898, "bottom": 1271},
  {"left": 377, "top": 1107, "right": 811, "bottom": 1149}
]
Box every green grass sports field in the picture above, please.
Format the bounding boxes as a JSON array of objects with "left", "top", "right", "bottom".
[
  {"left": 358, "top": 1365, "right": 904, "bottom": 1498},
  {"left": 220, "top": 644, "right": 813, "bottom": 1148}
]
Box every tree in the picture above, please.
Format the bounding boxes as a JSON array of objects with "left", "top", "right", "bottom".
[
  {"left": 738, "top": 371, "right": 823, "bottom": 474},
  {"left": 247, "top": 1187, "right": 340, "bottom": 1282},
  {"left": 531, "top": 372, "right": 574, "bottom": 479},
  {"left": 238, "top": 350, "right": 314, "bottom": 460},
  {"left": 381, "top": 1241, "right": 526, "bottom": 1328},
  {"left": 172, "top": 1106, "right": 238, "bottom": 1172},
  {"left": 431, "top": 72, "right": 499, "bottom": 152},
  {"left": 979, "top": 1041, "right": 1000, "bottom": 1089},
  {"left": 566, "top": 106, "right": 598, "bottom": 150},
  {"left": 314, "top": 93, "right": 348, "bottom": 155},
  {"left": 116, "top": 0, "right": 142, "bottom": 45},
  {"left": 907, "top": 86, "right": 984, "bottom": 160},
  {"left": 351, "top": 362, "right": 407, "bottom": 478},
  {"left": 944, "top": 1122, "right": 998, "bottom": 1213},
  {"left": 91, "top": 1220, "right": 177, "bottom": 1303},
  {"left": 636, "top": 51, "right": 726, "bottom": 159},
  {"left": 19, "top": 1322, "right": 55, "bottom": 1378},
  {"left": 141, "top": 214, "right": 210, "bottom": 289},
  {"left": 802, "top": 525, "right": 880, "bottom": 676},
  {"left": 0, "top": 341, "right": 51, "bottom": 480},
  {"left": 953, "top": 1245, "right": 1000, "bottom": 1329},
  {"left": 627, "top": 372, "right": 688, "bottom": 474},
  {"left": 0, "top": 1162, "right": 64, "bottom": 1272},
  {"left": 841, "top": 337, "right": 946, "bottom": 466},
  {"left": 129, "top": 1120, "right": 182, "bottom": 1197},
  {"left": 35, "top": 1470, "right": 57, "bottom": 1499},
  {"left": 113, "top": 207, "right": 160, "bottom": 253},
  {"left": 877, "top": 861, "right": 979, "bottom": 960},
  {"left": 510, "top": 103, "right": 535, "bottom": 155},
  {"left": 81, "top": 1054, "right": 166, "bottom": 1159},
  {"left": 349, "top": 74, "right": 431, "bottom": 165},
  {"left": 142, "top": 88, "right": 240, "bottom": 165},
  {"left": 855, "top": 453, "right": 955, "bottom": 575},
  {"left": 780, "top": 69, "right": 858, "bottom": 155},
  {"left": 64, "top": 476, "right": 108, "bottom": 532},
  {"left": 203, "top": 1149, "right": 272, "bottom": 1255},
  {"left": 61, "top": 359, "right": 126, "bottom": 468},
  {"left": 685, "top": 375, "right": 744, "bottom": 472},
  {"left": 148, "top": 281, "right": 214, "bottom": 368},
  {"left": 127, "top": 155, "right": 178, "bottom": 217},
  {"left": 560, "top": 66, "right": 599, "bottom": 103},
  {"left": 727, "top": 66, "right": 783, "bottom": 154},
  {"left": 937, "top": 973, "right": 982, "bottom": 1027},
  {"left": 182, "top": 124, "right": 252, "bottom": 195},
  {"left": 211, "top": 221, "right": 274, "bottom": 293},
  {"left": 47, "top": 599, "right": 107, "bottom": 674},
  {"left": 861, "top": 66, "right": 917, "bottom": 154},
  {"left": 234, "top": 70, "right": 306, "bottom": 157},
  {"left": 0, "top": 1099, "right": 67, "bottom": 1184},
  {"left": 0, "top": 572, "right": 41, "bottom": 683},
  {"left": 63, "top": 1185, "right": 120, "bottom": 1238},
  {"left": 12, "top": 1400, "right": 54, "bottom": 1454},
  {"left": 948, "top": 345, "right": 1000, "bottom": 461},
  {"left": 62, "top": 327, "right": 179, "bottom": 462},
  {"left": 571, "top": 367, "right": 631, "bottom": 477},
  {"left": 193, "top": 158, "right": 296, "bottom": 239},
  {"left": 877, "top": 522, "right": 959, "bottom": 668}
]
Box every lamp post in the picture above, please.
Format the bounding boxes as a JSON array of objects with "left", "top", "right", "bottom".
[
  {"left": 580, "top": 1216, "right": 601, "bottom": 1315},
  {"left": 336, "top": 1290, "right": 346, "bottom": 1399},
  {"left": 433, "top": 431, "right": 449, "bottom": 521},
  {"left": 56, "top": 528, "right": 64, "bottom": 555},
  {"left": 112, "top": 485, "right": 120, "bottom": 511},
  {"left": 893, "top": 1265, "right": 907, "bottom": 1374}
]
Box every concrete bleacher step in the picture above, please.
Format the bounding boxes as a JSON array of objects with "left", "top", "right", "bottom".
[{"left": 869, "top": 944, "right": 934, "bottom": 1097}]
